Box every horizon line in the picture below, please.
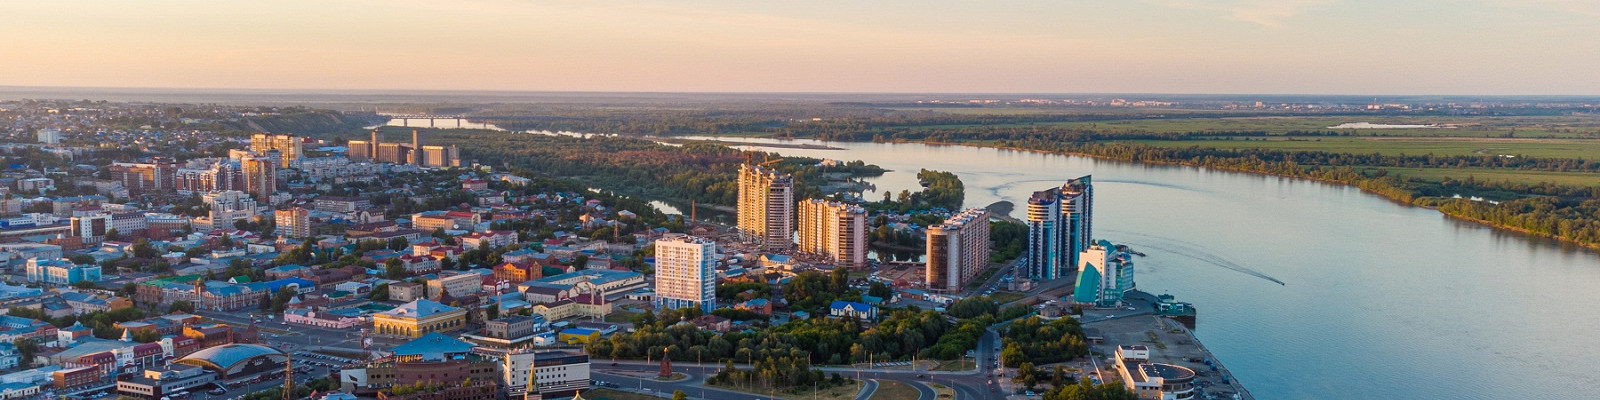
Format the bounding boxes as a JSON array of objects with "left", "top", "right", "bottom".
[{"left": 3, "top": 85, "right": 1600, "bottom": 100}]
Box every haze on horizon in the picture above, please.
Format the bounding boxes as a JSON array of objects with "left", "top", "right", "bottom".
[{"left": 3, "top": 0, "right": 1598, "bottom": 96}]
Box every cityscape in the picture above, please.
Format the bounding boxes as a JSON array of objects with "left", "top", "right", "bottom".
[{"left": 4, "top": 2, "right": 1600, "bottom": 400}]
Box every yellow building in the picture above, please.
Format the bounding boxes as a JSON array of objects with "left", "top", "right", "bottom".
[
  {"left": 371, "top": 299, "right": 466, "bottom": 338},
  {"left": 557, "top": 328, "right": 601, "bottom": 344}
]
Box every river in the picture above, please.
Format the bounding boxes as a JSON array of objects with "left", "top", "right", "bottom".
[{"left": 673, "top": 136, "right": 1600, "bottom": 400}]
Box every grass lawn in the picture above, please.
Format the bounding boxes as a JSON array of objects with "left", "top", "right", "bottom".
[
  {"left": 707, "top": 379, "right": 865, "bottom": 400},
  {"left": 870, "top": 380, "right": 920, "bottom": 400},
  {"left": 605, "top": 309, "right": 639, "bottom": 323},
  {"left": 584, "top": 388, "right": 665, "bottom": 400},
  {"left": 932, "top": 358, "right": 975, "bottom": 372}
]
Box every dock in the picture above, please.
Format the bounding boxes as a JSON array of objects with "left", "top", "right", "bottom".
[{"left": 1079, "top": 297, "right": 1253, "bottom": 400}]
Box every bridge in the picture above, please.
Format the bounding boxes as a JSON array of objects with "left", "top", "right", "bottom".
[{"left": 379, "top": 114, "right": 469, "bottom": 128}]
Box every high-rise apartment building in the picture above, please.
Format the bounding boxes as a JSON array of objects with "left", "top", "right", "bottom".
[
  {"left": 37, "top": 129, "right": 61, "bottom": 144},
  {"left": 204, "top": 190, "right": 261, "bottom": 229},
  {"left": 249, "top": 133, "right": 303, "bottom": 168},
  {"left": 376, "top": 142, "right": 410, "bottom": 164},
  {"left": 737, "top": 164, "right": 794, "bottom": 252},
  {"left": 273, "top": 207, "right": 310, "bottom": 239},
  {"left": 1073, "top": 240, "right": 1134, "bottom": 308},
  {"left": 109, "top": 158, "right": 178, "bottom": 196},
  {"left": 1023, "top": 175, "right": 1093, "bottom": 282},
  {"left": 175, "top": 161, "right": 243, "bottom": 194},
  {"left": 653, "top": 234, "right": 716, "bottom": 313},
  {"left": 797, "top": 199, "right": 867, "bottom": 268},
  {"left": 925, "top": 208, "right": 991, "bottom": 292},
  {"left": 70, "top": 213, "right": 111, "bottom": 242},
  {"left": 241, "top": 155, "right": 277, "bottom": 202},
  {"left": 347, "top": 139, "right": 372, "bottom": 161},
  {"left": 421, "top": 145, "right": 460, "bottom": 168}
]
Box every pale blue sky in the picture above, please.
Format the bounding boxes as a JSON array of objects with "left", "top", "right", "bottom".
[{"left": 1, "top": 0, "right": 1596, "bottom": 94}]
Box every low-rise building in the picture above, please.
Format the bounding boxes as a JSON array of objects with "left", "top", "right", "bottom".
[
  {"left": 372, "top": 299, "right": 466, "bottom": 338},
  {"left": 829, "top": 300, "right": 879, "bottom": 320},
  {"left": 115, "top": 363, "right": 214, "bottom": 399},
  {"left": 426, "top": 271, "right": 481, "bottom": 299},
  {"left": 1114, "top": 345, "right": 1197, "bottom": 400},
  {"left": 284, "top": 307, "right": 366, "bottom": 329},
  {"left": 388, "top": 282, "right": 425, "bottom": 302}
]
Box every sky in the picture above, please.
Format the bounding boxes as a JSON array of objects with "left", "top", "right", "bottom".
[{"left": 2, "top": 0, "right": 1598, "bottom": 95}]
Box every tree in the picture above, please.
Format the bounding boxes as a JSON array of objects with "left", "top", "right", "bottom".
[
  {"left": 672, "top": 390, "right": 687, "bottom": 400},
  {"left": 830, "top": 267, "right": 849, "bottom": 293},
  {"left": 68, "top": 254, "right": 96, "bottom": 265},
  {"left": 486, "top": 304, "right": 499, "bottom": 320},
  {"left": 369, "top": 283, "right": 390, "bottom": 301},
  {"left": 258, "top": 292, "right": 272, "bottom": 312},
  {"left": 271, "top": 289, "right": 297, "bottom": 314},
  {"left": 867, "top": 282, "right": 893, "bottom": 299},
  {"left": 168, "top": 300, "right": 195, "bottom": 314},
  {"left": 131, "top": 238, "right": 159, "bottom": 258},
  {"left": 104, "top": 228, "right": 121, "bottom": 242},
  {"left": 385, "top": 258, "right": 407, "bottom": 280},
  {"left": 388, "top": 237, "right": 409, "bottom": 251},
  {"left": 1019, "top": 362, "right": 1038, "bottom": 388},
  {"left": 13, "top": 338, "right": 36, "bottom": 369}
]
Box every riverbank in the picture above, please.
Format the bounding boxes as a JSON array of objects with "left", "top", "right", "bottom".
[
  {"left": 649, "top": 136, "right": 846, "bottom": 150},
  {"left": 883, "top": 138, "right": 1600, "bottom": 252}
]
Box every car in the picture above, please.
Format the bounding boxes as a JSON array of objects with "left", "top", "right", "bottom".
[
  {"left": 611, "top": 362, "right": 618, "bottom": 366},
  {"left": 991, "top": 388, "right": 997, "bottom": 393},
  {"left": 208, "top": 389, "right": 227, "bottom": 395}
]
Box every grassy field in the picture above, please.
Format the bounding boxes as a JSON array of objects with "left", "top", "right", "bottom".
[
  {"left": 932, "top": 358, "right": 976, "bottom": 371},
  {"left": 1359, "top": 167, "right": 1600, "bottom": 187},
  {"left": 870, "top": 380, "right": 921, "bottom": 400},
  {"left": 584, "top": 388, "right": 666, "bottom": 400},
  {"left": 1127, "top": 137, "right": 1600, "bottom": 159},
  {"left": 895, "top": 113, "right": 1600, "bottom": 139},
  {"left": 708, "top": 380, "right": 865, "bottom": 400}
]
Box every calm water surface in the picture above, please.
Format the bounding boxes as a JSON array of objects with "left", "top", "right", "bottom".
[{"left": 678, "top": 136, "right": 1600, "bottom": 400}]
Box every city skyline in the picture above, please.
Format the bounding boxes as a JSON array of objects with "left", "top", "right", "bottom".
[{"left": 3, "top": 1, "right": 1599, "bottom": 95}]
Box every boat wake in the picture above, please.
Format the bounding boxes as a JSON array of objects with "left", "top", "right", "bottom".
[{"left": 1106, "top": 230, "right": 1286, "bottom": 286}]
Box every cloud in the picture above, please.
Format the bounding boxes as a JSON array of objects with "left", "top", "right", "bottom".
[
  {"left": 1227, "top": 0, "right": 1334, "bottom": 27},
  {"left": 1489, "top": 0, "right": 1600, "bottom": 17},
  {"left": 1148, "top": 0, "right": 1334, "bottom": 27}
]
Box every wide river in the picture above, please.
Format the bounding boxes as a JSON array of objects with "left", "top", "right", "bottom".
[{"left": 676, "top": 136, "right": 1600, "bottom": 400}]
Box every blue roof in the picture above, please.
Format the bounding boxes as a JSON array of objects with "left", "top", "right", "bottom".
[
  {"left": 536, "top": 269, "right": 641, "bottom": 285},
  {"left": 562, "top": 327, "right": 598, "bottom": 335},
  {"left": 255, "top": 277, "right": 315, "bottom": 293},
  {"left": 831, "top": 300, "right": 875, "bottom": 312},
  {"left": 392, "top": 332, "right": 474, "bottom": 361},
  {"left": 179, "top": 344, "right": 284, "bottom": 370},
  {"left": 379, "top": 299, "right": 461, "bottom": 319}
]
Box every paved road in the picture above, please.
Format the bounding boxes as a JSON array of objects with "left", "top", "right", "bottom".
[
  {"left": 854, "top": 379, "right": 879, "bottom": 400},
  {"left": 598, "top": 358, "right": 1009, "bottom": 400}
]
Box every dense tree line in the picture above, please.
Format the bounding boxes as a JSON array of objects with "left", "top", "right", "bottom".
[
  {"left": 371, "top": 127, "right": 881, "bottom": 209},
  {"left": 588, "top": 307, "right": 962, "bottom": 367},
  {"left": 1000, "top": 316, "right": 1091, "bottom": 368}
]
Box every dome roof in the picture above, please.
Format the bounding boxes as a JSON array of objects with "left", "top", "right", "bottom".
[{"left": 178, "top": 343, "right": 284, "bottom": 371}]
